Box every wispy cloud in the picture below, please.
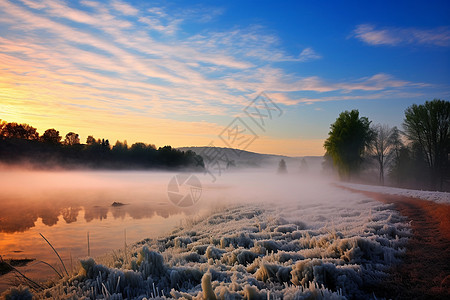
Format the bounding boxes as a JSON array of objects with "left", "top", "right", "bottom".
[
  {"left": 187, "top": 27, "right": 321, "bottom": 63},
  {"left": 267, "top": 74, "right": 426, "bottom": 105},
  {"left": 279, "top": 91, "right": 426, "bottom": 106},
  {"left": 138, "top": 16, "right": 180, "bottom": 35},
  {"left": 0, "top": 0, "right": 436, "bottom": 152},
  {"left": 298, "top": 47, "right": 321, "bottom": 62},
  {"left": 110, "top": 0, "right": 138, "bottom": 16},
  {"left": 18, "top": 0, "right": 46, "bottom": 9},
  {"left": 351, "top": 24, "right": 450, "bottom": 47}
]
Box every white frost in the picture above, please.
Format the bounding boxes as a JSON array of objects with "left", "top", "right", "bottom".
[
  {"left": 340, "top": 182, "right": 450, "bottom": 204},
  {"left": 31, "top": 176, "right": 410, "bottom": 299}
]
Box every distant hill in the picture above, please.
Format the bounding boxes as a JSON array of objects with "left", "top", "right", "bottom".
[{"left": 178, "top": 146, "right": 323, "bottom": 173}]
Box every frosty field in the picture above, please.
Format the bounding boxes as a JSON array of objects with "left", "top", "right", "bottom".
[{"left": 0, "top": 170, "right": 416, "bottom": 299}]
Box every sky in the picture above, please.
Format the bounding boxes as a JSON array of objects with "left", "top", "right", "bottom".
[{"left": 0, "top": 0, "right": 449, "bottom": 156}]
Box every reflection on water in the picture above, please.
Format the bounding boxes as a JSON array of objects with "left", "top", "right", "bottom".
[
  {"left": 0, "top": 170, "right": 207, "bottom": 291},
  {"left": 0, "top": 191, "right": 190, "bottom": 234}
]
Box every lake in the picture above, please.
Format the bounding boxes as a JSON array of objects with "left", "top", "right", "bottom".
[
  {"left": 0, "top": 170, "right": 215, "bottom": 291},
  {"left": 0, "top": 168, "right": 332, "bottom": 291}
]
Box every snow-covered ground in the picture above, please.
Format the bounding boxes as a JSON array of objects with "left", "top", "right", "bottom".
[
  {"left": 2, "top": 174, "right": 412, "bottom": 299},
  {"left": 338, "top": 182, "right": 450, "bottom": 204}
]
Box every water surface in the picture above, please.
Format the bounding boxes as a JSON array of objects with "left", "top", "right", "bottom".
[{"left": 0, "top": 170, "right": 208, "bottom": 290}]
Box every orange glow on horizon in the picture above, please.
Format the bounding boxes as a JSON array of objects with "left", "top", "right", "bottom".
[{"left": 1, "top": 106, "right": 326, "bottom": 157}]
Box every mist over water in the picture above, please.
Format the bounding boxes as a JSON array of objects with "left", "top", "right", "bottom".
[
  {"left": 0, "top": 170, "right": 205, "bottom": 290},
  {"left": 0, "top": 167, "right": 333, "bottom": 235},
  {"left": 0, "top": 168, "right": 331, "bottom": 241},
  {"left": 0, "top": 164, "right": 414, "bottom": 297},
  {"left": 1, "top": 166, "right": 402, "bottom": 296}
]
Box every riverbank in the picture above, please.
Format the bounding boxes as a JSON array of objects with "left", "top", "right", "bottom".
[{"left": 338, "top": 186, "right": 450, "bottom": 299}]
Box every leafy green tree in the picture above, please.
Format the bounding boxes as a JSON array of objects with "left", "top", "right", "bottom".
[
  {"left": 403, "top": 99, "right": 450, "bottom": 190},
  {"left": 324, "top": 110, "right": 374, "bottom": 180},
  {"left": 40, "top": 129, "right": 61, "bottom": 144}
]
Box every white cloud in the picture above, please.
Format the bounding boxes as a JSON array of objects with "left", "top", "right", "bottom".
[
  {"left": 298, "top": 47, "right": 321, "bottom": 62},
  {"left": 110, "top": 0, "right": 138, "bottom": 16},
  {"left": 45, "top": 0, "right": 99, "bottom": 25},
  {"left": 187, "top": 27, "right": 320, "bottom": 63},
  {"left": 0, "top": 0, "right": 432, "bottom": 127},
  {"left": 265, "top": 74, "right": 427, "bottom": 106},
  {"left": 18, "top": 0, "right": 46, "bottom": 10},
  {"left": 351, "top": 24, "right": 450, "bottom": 47},
  {"left": 271, "top": 90, "right": 426, "bottom": 106},
  {"left": 138, "top": 16, "right": 181, "bottom": 35},
  {"left": 147, "top": 7, "right": 167, "bottom": 17}
]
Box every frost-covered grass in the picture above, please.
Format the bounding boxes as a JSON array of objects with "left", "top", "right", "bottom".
[
  {"left": 3, "top": 180, "right": 410, "bottom": 300},
  {"left": 339, "top": 182, "right": 450, "bottom": 204}
]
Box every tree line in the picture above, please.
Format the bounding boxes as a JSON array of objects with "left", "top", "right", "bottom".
[
  {"left": 324, "top": 99, "right": 450, "bottom": 191},
  {"left": 0, "top": 120, "right": 204, "bottom": 170}
]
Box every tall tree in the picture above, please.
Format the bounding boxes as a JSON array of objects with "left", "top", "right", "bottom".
[
  {"left": 86, "top": 135, "right": 97, "bottom": 145},
  {"left": 299, "top": 158, "right": 309, "bottom": 173},
  {"left": 112, "top": 140, "right": 128, "bottom": 151},
  {"left": 0, "top": 119, "right": 205, "bottom": 170},
  {"left": 403, "top": 99, "right": 450, "bottom": 190},
  {"left": 324, "top": 110, "right": 374, "bottom": 180},
  {"left": 41, "top": 129, "right": 61, "bottom": 144},
  {"left": 1, "top": 122, "right": 39, "bottom": 140},
  {"left": 371, "top": 124, "right": 402, "bottom": 185},
  {"left": 277, "top": 159, "right": 288, "bottom": 174},
  {"left": 64, "top": 132, "right": 80, "bottom": 146},
  {"left": 101, "top": 138, "right": 110, "bottom": 149},
  {"left": 22, "top": 124, "right": 39, "bottom": 140},
  {"left": 0, "top": 120, "right": 5, "bottom": 141}
]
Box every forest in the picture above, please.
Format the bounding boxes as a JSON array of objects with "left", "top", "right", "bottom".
[{"left": 0, "top": 120, "right": 204, "bottom": 170}]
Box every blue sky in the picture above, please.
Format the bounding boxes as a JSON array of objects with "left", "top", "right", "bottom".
[{"left": 0, "top": 0, "right": 449, "bottom": 155}]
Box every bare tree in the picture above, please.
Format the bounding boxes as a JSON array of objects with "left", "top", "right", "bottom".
[{"left": 371, "top": 124, "right": 402, "bottom": 185}]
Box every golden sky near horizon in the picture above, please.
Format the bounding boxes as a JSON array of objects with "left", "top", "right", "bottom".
[{"left": 1, "top": 0, "right": 447, "bottom": 157}]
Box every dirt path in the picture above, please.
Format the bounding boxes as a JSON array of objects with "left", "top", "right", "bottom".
[{"left": 341, "top": 186, "right": 450, "bottom": 299}]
